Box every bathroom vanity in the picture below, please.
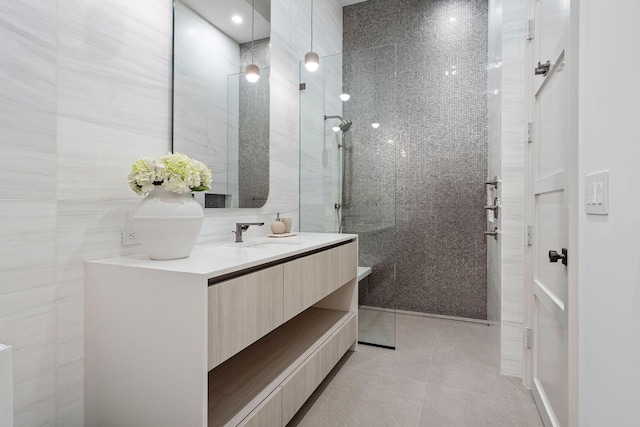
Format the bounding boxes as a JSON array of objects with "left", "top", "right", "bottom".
[{"left": 85, "top": 233, "right": 358, "bottom": 427}]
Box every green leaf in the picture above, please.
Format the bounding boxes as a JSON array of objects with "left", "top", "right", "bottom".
[{"left": 191, "top": 185, "right": 210, "bottom": 192}]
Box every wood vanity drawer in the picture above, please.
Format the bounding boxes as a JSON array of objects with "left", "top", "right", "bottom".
[
  {"left": 237, "top": 387, "right": 282, "bottom": 427},
  {"left": 208, "top": 265, "right": 284, "bottom": 370},
  {"left": 281, "top": 313, "right": 357, "bottom": 424},
  {"left": 336, "top": 310, "right": 358, "bottom": 357},
  {"left": 283, "top": 241, "right": 358, "bottom": 321},
  {"left": 336, "top": 241, "right": 358, "bottom": 288}
]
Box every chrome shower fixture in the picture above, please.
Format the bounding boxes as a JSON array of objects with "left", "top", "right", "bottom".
[{"left": 324, "top": 115, "right": 353, "bottom": 132}]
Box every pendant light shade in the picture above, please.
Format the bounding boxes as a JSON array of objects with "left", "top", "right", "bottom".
[
  {"left": 246, "top": 0, "right": 260, "bottom": 83},
  {"left": 304, "top": 0, "right": 319, "bottom": 72},
  {"left": 245, "top": 64, "right": 260, "bottom": 83},
  {"left": 304, "top": 51, "right": 320, "bottom": 72}
]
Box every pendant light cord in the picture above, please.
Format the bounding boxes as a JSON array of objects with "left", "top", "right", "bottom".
[
  {"left": 310, "top": 0, "right": 314, "bottom": 51},
  {"left": 251, "top": 0, "right": 255, "bottom": 64}
]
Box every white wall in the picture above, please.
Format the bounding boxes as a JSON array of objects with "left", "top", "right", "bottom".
[
  {"left": 0, "top": 0, "right": 343, "bottom": 425},
  {"left": 578, "top": 1, "right": 640, "bottom": 425},
  {"left": 487, "top": 0, "right": 526, "bottom": 377}
]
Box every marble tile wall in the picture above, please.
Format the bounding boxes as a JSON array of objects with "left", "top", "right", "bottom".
[
  {"left": 499, "top": 0, "right": 525, "bottom": 378},
  {"left": 0, "top": 1, "right": 172, "bottom": 425},
  {"left": 487, "top": 0, "right": 502, "bottom": 325},
  {"left": 0, "top": 0, "right": 342, "bottom": 425},
  {"left": 343, "top": 0, "right": 489, "bottom": 318},
  {"left": 56, "top": 1, "right": 174, "bottom": 426},
  {"left": 487, "top": 0, "right": 526, "bottom": 377}
]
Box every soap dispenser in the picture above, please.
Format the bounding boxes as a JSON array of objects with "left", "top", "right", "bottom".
[{"left": 270, "top": 213, "right": 285, "bottom": 234}]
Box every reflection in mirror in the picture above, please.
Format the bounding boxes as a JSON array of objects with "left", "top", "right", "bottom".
[{"left": 173, "top": 0, "right": 270, "bottom": 208}]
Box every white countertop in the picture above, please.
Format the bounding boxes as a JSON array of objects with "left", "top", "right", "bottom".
[{"left": 87, "top": 232, "right": 357, "bottom": 280}]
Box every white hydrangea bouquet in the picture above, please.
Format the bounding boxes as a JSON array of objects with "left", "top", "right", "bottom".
[{"left": 128, "top": 153, "right": 212, "bottom": 196}]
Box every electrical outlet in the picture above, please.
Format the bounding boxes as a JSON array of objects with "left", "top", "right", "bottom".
[{"left": 122, "top": 224, "right": 140, "bottom": 246}]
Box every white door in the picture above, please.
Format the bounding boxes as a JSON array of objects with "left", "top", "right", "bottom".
[{"left": 527, "top": 0, "right": 573, "bottom": 426}]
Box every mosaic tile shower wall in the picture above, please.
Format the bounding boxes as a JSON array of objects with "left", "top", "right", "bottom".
[
  {"left": 343, "top": 0, "right": 488, "bottom": 319},
  {"left": 341, "top": 44, "right": 398, "bottom": 311},
  {"left": 239, "top": 38, "right": 270, "bottom": 208}
]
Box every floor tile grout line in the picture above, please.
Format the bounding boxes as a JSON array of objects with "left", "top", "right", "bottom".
[
  {"left": 430, "top": 383, "right": 538, "bottom": 405},
  {"left": 424, "top": 349, "right": 435, "bottom": 386}
]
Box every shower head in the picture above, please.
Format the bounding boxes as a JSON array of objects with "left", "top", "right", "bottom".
[
  {"left": 339, "top": 120, "right": 352, "bottom": 132},
  {"left": 324, "top": 115, "right": 353, "bottom": 132}
]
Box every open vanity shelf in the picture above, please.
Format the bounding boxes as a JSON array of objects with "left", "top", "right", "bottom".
[
  {"left": 85, "top": 233, "right": 358, "bottom": 427},
  {"left": 209, "top": 308, "right": 356, "bottom": 426}
]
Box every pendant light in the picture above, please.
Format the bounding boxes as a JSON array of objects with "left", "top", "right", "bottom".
[
  {"left": 304, "top": 0, "right": 319, "bottom": 72},
  {"left": 245, "top": 0, "right": 260, "bottom": 83}
]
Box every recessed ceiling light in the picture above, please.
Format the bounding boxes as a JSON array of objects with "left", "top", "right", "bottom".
[
  {"left": 232, "top": 15, "right": 243, "bottom": 24},
  {"left": 371, "top": 122, "right": 380, "bottom": 129}
]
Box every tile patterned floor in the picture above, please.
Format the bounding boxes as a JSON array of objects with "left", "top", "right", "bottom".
[{"left": 288, "top": 313, "right": 543, "bottom": 427}]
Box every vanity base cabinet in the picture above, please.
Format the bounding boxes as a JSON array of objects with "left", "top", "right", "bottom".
[{"left": 85, "top": 235, "right": 358, "bottom": 427}]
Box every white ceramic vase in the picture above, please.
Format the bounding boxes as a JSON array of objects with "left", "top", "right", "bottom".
[{"left": 133, "top": 188, "right": 204, "bottom": 260}]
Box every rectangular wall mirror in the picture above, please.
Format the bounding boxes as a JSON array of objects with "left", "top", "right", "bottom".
[{"left": 173, "top": 0, "right": 271, "bottom": 208}]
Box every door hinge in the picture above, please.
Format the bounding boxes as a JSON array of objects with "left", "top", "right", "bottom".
[
  {"left": 526, "top": 19, "right": 535, "bottom": 40},
  {"left": 299, "top": 83, "right": 306, "bottom": 90},
  {"left": 526, "top": 327, "right": 533, "bottom": 349},
  {"left": 526, "top": 122, "right": 534, "bottom": 143},
  {"left": 526, "top": 225, "right": 533, "bottom": 246}
]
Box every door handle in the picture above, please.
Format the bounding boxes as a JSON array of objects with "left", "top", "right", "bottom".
[
  {"left": 535, "top": 60, "right": 551, "bottom": 76},
  {"left": 548, "top": 248, "right": 568, "bottom": 266}
]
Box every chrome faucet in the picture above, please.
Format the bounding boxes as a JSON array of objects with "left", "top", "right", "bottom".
[{"left": 233, "top": 222, "right": 264, "bottom": 243}]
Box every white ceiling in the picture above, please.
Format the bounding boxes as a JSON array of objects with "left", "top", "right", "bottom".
[
  {"left": 181, "top": 0, "right": 367, "bottom": 45},
  {"left": 182, "top": 0, "right": 271, "bottom": 44}
]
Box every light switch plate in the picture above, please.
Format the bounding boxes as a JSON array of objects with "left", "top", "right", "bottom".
[{"left": 585, "top": 171, "right": 609, "bottom": 215}]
